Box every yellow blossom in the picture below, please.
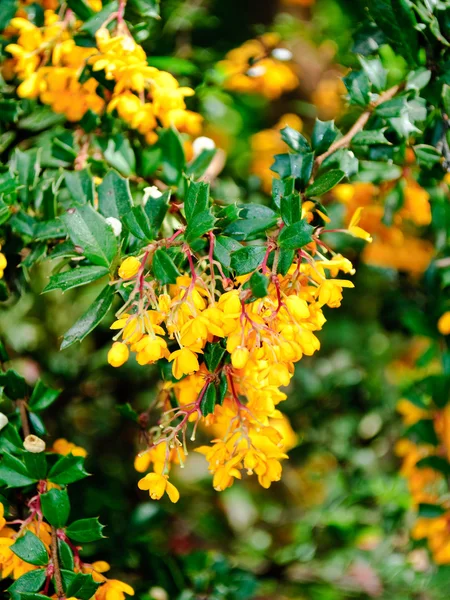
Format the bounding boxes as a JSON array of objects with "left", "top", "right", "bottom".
[
  {"left": 137, "top": 473, "right": 180, "bottom": 502},
  {"left": 438, "top": 312, "right": 450, "bottom": 335},
  {"left": 118, "top": 256, "right": 141, "bottom": 279}
]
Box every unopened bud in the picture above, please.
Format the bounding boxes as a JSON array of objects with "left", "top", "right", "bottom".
[
  {"left": 0, "top": 413, "right": 8, "bottom": 431},
  {"left": 23, "top": 435, "right": 46, "bottom": 453},
  {"left": 192, "top": 136, "right": 216, "bottom": 157},
  {"left": 149, "top": 587, "right": 168, "bottom": 600},
  {"left": 271, "top": 48, "right": 293, "bottom": 61},
  {"left": 105, "top": 217, "right": 122, "bottom": 237},
  {"left": 143, "top": 186, "right": 162, "bottom": 206}
]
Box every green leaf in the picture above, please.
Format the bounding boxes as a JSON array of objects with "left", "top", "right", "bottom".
[
  {"left": 62, "top": 204, "right": 118, "bottom": 268},
  {"left": 185, "top": 181, "right": 210, "bottom": 222},
  {"left": 116, "top": 403, "right": 139, "bottom": 423},
  {"left": 128, "top": 0, "right": 160, "bottom": 18},
  {"left": 230, "top": 246, "right": 267, "bottom": 275},
  {"left": 66, "top": 517, "right": 105, "bottom": 543},
  {"left": 272, "top": 178, "right": 294, "bottom": 208},
  {"left": 443, "top": 84, "right": 450, "bottom": 116},
  {"left": 311, "top": 120, "right": 338, "bottom": 154},
  {"left": 271, "top": 153, "right": 314, "bottom": 187},
  {"left": 61, "top": 284, "right": 115, "bottom": 350},
  {"left": 66, "top": 0, "right": 94, "bottom": 20},
  {"left": 8, "top": 569, "right": 46, "bottom": 600},
  {"left": 417, "top": 456, "right": 450, "bottom": 476},
  {"left": 278, "top": 220, "right": 314, "bottom": 250},
  {"left": 217, "top": 371, "right": 228, "bottom": 405},
  {"left": 280, "top": 192, "right": 301, "bottom": 226},
  {"left": 100, "top": 135, "right": 136, "bottom": 176},
  {"left": 0, "top": 369, "right": 28, "bottom": 400},
  {"left": 144, "top": 189, "right": 170, "bottom": 237},
  {"left": 152, "top": 249, "right": 180, "bottom": 285},
  {"left": 280, "top": 127, "right": 310, "bottom": 153},
  {"left": 368, "top": 0, "right": 418, "bottom": 65},
  {"left": 81, "top": 0, "right": 118, "bottom": 35},
  {"left": 413, "top": 145, "right": 442, "bottom": 169},
  {"left": 29, "top": 380, "right": 60, "bottom": 412},
  {"left": 147, "top": 56, "right": 198, "bottom": 76},
  {"left": 14, "top": 148, "right": 40, "bottom": 206},
  {"left": 352, "top": 131, "right": 391, "bottom": 146},
  {"left": 64, "top": 571, "right": 101, "bottom": 600},
  {"left": 277, "top": 248, "right": 295, "bottom": 276},
  {"left": 305, "top": 169, "right": 345, "bottom": 198},
  {"left": 186, "top": 149, "right": 216, "bottom": 178},
  {"left": 0, "top": 454, "right": 37, "bottom": 488},
  {"left": 406, "top": 68, "right": 431, "bottom": 91},
  {"left": 418, "top": 503, "right": 446, "bottom": 519},
  {"left": 43, "top": 266, "right": 109, "bottom": 294},
  {"left": 359, "top": 56, "right": 386, "bottom": 92},
  {"left": 406, "top": 419, "right": 438, "bottom": 446},
  {"left": 65, "top": 170, "right": 94, "bottom": 205},
  {"left": 58, "top": 540, "right": 74, "bottom": 571},
  {"left": 98, "top": 170, "right": 130, "bottom": 220},
  {"left": 204, "top": 343, "right": 226, "bottom": 373},
  {"left": 0, "top": 0, "right": 17, "bottom": 30},
  {"left": 34, "top": 220, "right": 66, "bottom": 241},
  {"left": 41, "top": 489, "right": 71, "bottom": 528},
  {"left": 200, "top": 383, "right": 217, "bottom": 417},
  {"left": 0, "top": 424, "right": 23, "bottom": 454},
  {"left": 17, "top": 594, "right": 52, "bottom": 600},
  {"left": 224, "top": 217, "right": 277, "bottom": 241},
  {"left": 48, "top": 454, "right": 89, "bottom": 485},
  {"left": 23, "top": 452, "right": 47, "bottom": 480},
  {"left": 213, "top": 235, "right": 241, "bottom": 269},
  {"left": 11, "top": 532, "right": 48, "bottom": 567},
  {"left": 343, "top": 71, "right": 370, "bottom": 107},
  {"left": 248, "top": 271, "right": 269, "bottom": 298},
  {"left": 159, "top": 127, "right": 185, "bottom": 185},
  {"left": 185, "top": 210, "right": 215, "bottom": 243}
]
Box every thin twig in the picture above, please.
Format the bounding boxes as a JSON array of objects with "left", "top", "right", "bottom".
[
  {"left": 51, "top": 526, "right": 65, "bottom": 599},
  {"left": 314, "top": 85, "right": 400, "bottom": 170},
  {"left": 17, "top": 400, "right": 30, "bottom": 438}
]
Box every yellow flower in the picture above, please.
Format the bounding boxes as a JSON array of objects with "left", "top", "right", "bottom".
[
  {"left": 137, "top": 473, "right": 180, "bottom": 502},
  {"left": 348, "top": 207, "right": 373, "bottom": 242},
  {"left": 0, "top": 503, "right": 6, "bottom": 530},
  {"left": 108, "top": 342, "right": 130, "bottom": 367},
  {"left": 95, "top": 579, "right": 135, "bottom": 600},
  {"left": 169, "top": 347, "right": 200, "bottom": 379},
  {"left": 0, "top": 250, "right": 6, "bottom": 279},
  {"left": 438, "top": 312, "right": 450, "bottom": 336},
  {"left": 231, "top": 347, "right": 250, "bottom": 369},
  {"left": 52, "top": 438, "right": 87, "bottom": 457},
  {"left": 118, "top": 256, "right": 141, "bottom": 279}
]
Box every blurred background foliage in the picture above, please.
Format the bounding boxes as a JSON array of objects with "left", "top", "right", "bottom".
[{"left": 1, "top": 0, "right": 449, "bottom": 598}]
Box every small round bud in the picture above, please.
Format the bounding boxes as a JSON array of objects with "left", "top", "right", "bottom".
[
  {"left": 231, "top": 346, "right": 250, "bottom": 370},
  {"left": 192, "top": 136, "right": 216, "bottom": 157},
  {"left": 438, "top": 311, "right": 450, "bottom": 335},
  {"left": 142, "top": 186, "right": 162, "bottom": 206},
  {"left": 118, "top": 256, "right": 141, "bottom": 279},
  {"left": 0, "top": 413, "right": 8, "bottom": 431},
  {"left": 24, "top": 435, "right": 46, "bottom": 453},
  {"left": 105, "top": 217, "right": 122, "bottom": 237},
  {"left": 271, "top": 48, "right": 293, "bottom": 61},
  {"left": 149, "top": 587, "right": 168, "bottom": 600},
  {"left": 108, "top": 342, "right": 130, "bottom": 368}
]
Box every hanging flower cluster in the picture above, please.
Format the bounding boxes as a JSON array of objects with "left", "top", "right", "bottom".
[
  {"left": 217, "top": 33, "right": 299, "bottom": 99},
  {"left": 3, "top": 6, "right": 202, "bottom": 143},
  {"left": 106, "top": 198, "right": 369, "bottom": 502}
]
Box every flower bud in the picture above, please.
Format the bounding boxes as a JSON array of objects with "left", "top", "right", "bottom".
[
  {"left": 192, "top": 136, "right": 216, "bottom": 157},
  {"left": 24, "top": 435, "right": 46, "bottom": 453},
  {"left": 105, "top": 217, "right": 122, "bottom": 237},
  {"left": 231, "top": 346, "right": 250, "bottom": 370},
  {"left": 108, "top": 342, "right": 130, "bottom": 367},
  {"left": 271, "top": 48, "right": 293, "bottom": 61},
  {"left": 438, "top": 311, "right": 450, "bottom": 335},
  {"left": 143, "top": 186, "right": 162, "bottom": 205},
  {"left": 0, "top": 413, "right": 8, "bottom": 431},
  {"left": 118, "top": 256, "right": 141, "bottom": 279}
]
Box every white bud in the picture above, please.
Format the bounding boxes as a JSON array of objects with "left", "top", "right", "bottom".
[
  {"left": 143, "top": 186, "right": 163, "bottom": 206},
  {"left": 247, "top": 65, "right": 266, "bottom": 78},
  {"left": 0, "top": 413, "right": 8, "bottom": 431},
  {"left": 149, "top": 587, "right": 168, "bottom": 600},
  {"left": 271, "top": 48, "right": 293, "bottom": 61},
  {"left": 192, "top": 136, "right": 216, "bottom": 157},
  {"left": 105, "top": 217, "right": 122, "bottom": 237},
  {"left": 23, "top": 435, "right": 46, "bottom": 453}
]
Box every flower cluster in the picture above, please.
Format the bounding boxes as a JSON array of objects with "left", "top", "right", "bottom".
[
  {"left": 218, "top": 33, "right": 299, "bottom": 99},
  {"left": 3, "top": 5, "right": 202, "bottom": 143},
  {"left": 333, "top": 166, "right": 434, "bottom": 275},
  {"left": 107, "top": 206, "right": 368, "bottom": 502},
  {"left": 396, "top": 400, "right": 450, "bottom": 564}
]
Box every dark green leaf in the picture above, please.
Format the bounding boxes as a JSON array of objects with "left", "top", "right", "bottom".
[
  {"left": 62, "top": 204, "right": 118, "bottom": 268},
  {"left": 352, "top": 131, "right": 391, "bottom": 146},
  {"left": 43, "top": 266, "right": 109, "bottom": 294},
  {"left": 280, "top": 192, "right": 301, "bottom": 226},
  {"left": 406, "top": 419, "right": 438, "bottom": 446},
  {"left": 8, "top": 569, "right": 46, "bottom": 600},
  {"left": 224, "top": 217, "right": 277, "bottom": 241},
  {"left": 311, "top": 120, "right": 338, "bottom": 154},
  {"left": 278, "top": 220, "right": 314, "bottom": 250},
  {"left": 271, "top": 153, "right": 314, "bottom": 187},
  {"left": 116, "top": 403, "right": 139, "bottom": 423},
  {"left": 152, "top": 249, "right": 180, "bottom": 285},
  {"left": 305, "top": 169, "right": 345, "bottom": 198},
  {"left": 81, "top": 0, "right": 118, "bottom": 35},
  {"left": 200, "top": 383, "right": 217, "bottom": 417},
  {"left": 359, "top": 56, "right": 386, "bottom": 92},
  {"left": 417, "top": 456, "right": 450, "bottom": 476},
  {"left": 128, "top": 0, "right": 160, "bottom": 18},
  {"left": 159, "top": 127, "right": 185, "bottom": 185},
  {"left": 368, "top": 0, "right": 418, "bottom": 64},
  {"left": 343, "top": 71, "right": 370, "bottom": 107},
  {"left": 280, "top": 127, "right": 310, "bottom": 153},
  {"left": 184, "top": 181, "right": 210, "bottom": 222},
  {"left": 48, "top": 454, "right": 89, "bottom": 485},
  {"left": 58, "top": 540, "right": 74, "bottom": 571},
  {"left": 213, "top": 235, "right": 241, "bottom": 269},
  {"left": 65, "top": 572, "right": 101, "bottom": 600},
  {"left": 61, "top": 284, "right": 115, "bottom": 350},
  {"left": 66, "top": 0, "right": 94, "bottom": 20},
  {"left": 23, "top": 452, "right": 47, "bottom": 480},
  {"left": 418, "top": 503, "right": 446, "bottom": 518},
  {"left": 0, "top": 0, "right": 17, "bottom": 30},
  {"left": 0, "top": 454, "right": 37, "bottom": 488},
  {"left": 204, "top": 343, "right": 226, "bottom": 373},
  {"left": 41, "top": 489, "right": 71, "bottom": 528},
  {"left": 0, "top": 369, "right": 27, "bottom": 400},
  {"left": 217, "top": 371, "right": 228, "bottom": 405},
  {"left": 413, "top": 145, "right": 442, "bottom": 169},
  {"left": 66, "top": 517, "right": 105, "bottom": 543},
  {"left": 185, "top": 210, "right": 215, "bottom": 243},
  {"left": 249, "top": 271, "right": 269, "bottom": 298},
  {"left": 29, "top": 380, "right": 60, "bottom": 412},
  {"left": 144, "top": 189, "right": 170, "bottom": 237},
  {"left": 65, "top": 170, "right": 94, "bottom": 205},
  {"left": 11, "top": 532, "right": 48, "bottom": 567},
  {"left": 230, "top": 246, "right": 267, "bottom": 275}
]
